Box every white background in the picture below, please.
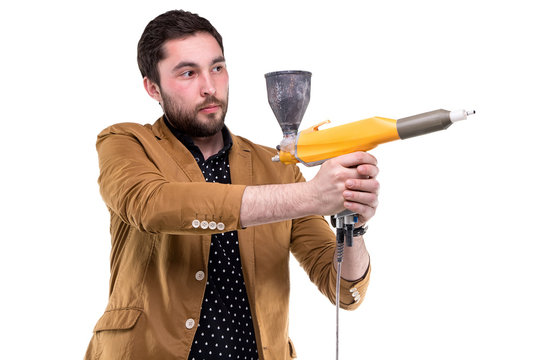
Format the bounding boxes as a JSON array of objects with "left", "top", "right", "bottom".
[{"left": 1, "top": 0, "right": 539, "bottom": 359}]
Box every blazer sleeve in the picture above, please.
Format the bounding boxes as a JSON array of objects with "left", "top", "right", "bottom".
[
  {"left": 96, "top": 124, "right": 246, "bottom": 235},
  {"left": 289, "top": 167, "right": 371, "bottom": 310}
]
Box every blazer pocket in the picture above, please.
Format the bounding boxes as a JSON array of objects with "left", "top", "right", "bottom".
[{"left": 93, "top": 308, "right": 142, "bottom": 332}]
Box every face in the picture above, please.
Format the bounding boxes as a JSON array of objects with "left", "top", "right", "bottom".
[{"left": 145, "top": 32, "right": 229, "bottom": 138}]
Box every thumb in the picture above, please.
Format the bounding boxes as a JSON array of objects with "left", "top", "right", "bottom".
[{"left": 333, "top": 151, "right": 377, "bottom": 168}]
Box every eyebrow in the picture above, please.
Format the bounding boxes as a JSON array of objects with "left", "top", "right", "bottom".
[{"left": 172, "top": 56, "right": 226, "bottom": 73}]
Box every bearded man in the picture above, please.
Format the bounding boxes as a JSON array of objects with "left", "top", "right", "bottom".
[{"left": 85, "top": 9, "right": 378, "bottom": 360}]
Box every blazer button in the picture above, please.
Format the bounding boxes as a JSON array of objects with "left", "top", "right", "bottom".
[
  {"left": 195, "top": 271, "right": 205, "bottom": 281},
  {"left": 185, "top": 318, "right": 196, "bottom": 329},
  {"left": 209, "top": 221, "right": 217, "bottom": 230},
  {"left": 192, "top": 219, "right": 200, "bottom": 228},
  {"left": 201, "top": 221, "right": 209, "bottom": 229},
  {"left": 217, "top": 222, "right": 225, "bottom": 231}
]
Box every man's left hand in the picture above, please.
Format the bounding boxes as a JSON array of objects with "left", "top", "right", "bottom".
[{"left": 342, "top": 155, "right": 380, "bottom": 225}]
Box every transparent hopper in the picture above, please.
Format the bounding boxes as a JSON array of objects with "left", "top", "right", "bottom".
[{"left": 265, "top": 70, "right": 311, "bottom": 136}]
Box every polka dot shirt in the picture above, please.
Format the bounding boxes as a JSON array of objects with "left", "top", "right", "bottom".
[{"left": 165, "top": 120, "right": 258, "bottom": 360}]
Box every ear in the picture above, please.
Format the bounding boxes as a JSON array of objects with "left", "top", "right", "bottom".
[{"left": 143, "top": 77, "right": 163, "bottom": 103}]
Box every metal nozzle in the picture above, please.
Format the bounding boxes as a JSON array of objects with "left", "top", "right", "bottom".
[
  {"left": 449, "top": 109, "right": 476, "bottom": 122},
  {"left": 265, "top": 70, "right": 312, "bottom": 135},
  {"left": 397, "top": 109, "right": 474, "bottom": 140}
]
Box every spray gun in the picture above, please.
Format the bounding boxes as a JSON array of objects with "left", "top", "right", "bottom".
[
  {"left": 265, "top": 70, "right": 473, "bottom": 236},
  {"left": 265, "top": 70, "right": 474, "bottom": 360}
]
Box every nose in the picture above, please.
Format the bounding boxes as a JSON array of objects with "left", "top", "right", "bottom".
[{"left": 200, "top": 73, "right": 216, "bottom": 97}]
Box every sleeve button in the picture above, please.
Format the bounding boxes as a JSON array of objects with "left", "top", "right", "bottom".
[
  {"left": 192, "top": 219, "right": 200, "bottom": 228},
  {"left": 209, "top": 221, "right": 217, "bottom": 230},
  {"left": 201, "top": 221, "right": 209, "bottom": 229},
  {"left": 217, "top": 222, "right": 225, "bottom": 231}
]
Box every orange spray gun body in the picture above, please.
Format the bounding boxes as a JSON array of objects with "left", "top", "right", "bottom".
[{"left": 275, "top": 116, "right": 400, "bottom": 165}]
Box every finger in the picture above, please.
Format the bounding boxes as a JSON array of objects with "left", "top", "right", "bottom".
[
  {"left": 356, "top": 164, "right": 379, "bottom": 179},
  {"left": 345, "top": 178, "right": 380, "bottom": 194},
  {"left": 333, "top": 167, "right": 363, "bottom": 184},
  {"left": 343, "top": 201, "right": 377, "bottom": 223},
  {"left": 343, "top": 190, "right": 379, "bottom": 208},
  {"left": 334, "top": 151, "right": 378, "bottom": 168}
]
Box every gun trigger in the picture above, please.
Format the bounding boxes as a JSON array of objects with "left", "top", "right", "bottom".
[{"left": 306, "top": 120, "right": 331, "bottom": 132}]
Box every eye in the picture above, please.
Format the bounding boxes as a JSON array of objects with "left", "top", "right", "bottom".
[
  {"left": 212, "top": 64, "right": 225, "bottom": 73},
  {"left": 180, "top": 70, "right": 195, "bottom": 78}
]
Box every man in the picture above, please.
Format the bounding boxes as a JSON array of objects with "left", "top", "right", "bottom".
[{"left": 85, "top": 9, "right": 379, "bottom": 360}]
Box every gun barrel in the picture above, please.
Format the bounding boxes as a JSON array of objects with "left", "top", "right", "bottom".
[{"left": 397, "top": 109, "right": 474, "bottom": 140}]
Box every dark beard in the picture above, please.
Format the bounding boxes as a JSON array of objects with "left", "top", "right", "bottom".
[{"left": 162, "top": 93, "right": 228, "bottom": 138}]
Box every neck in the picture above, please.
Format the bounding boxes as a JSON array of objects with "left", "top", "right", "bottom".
[{"left": 192, "top": 131, "right": 224, "bottom": 160}]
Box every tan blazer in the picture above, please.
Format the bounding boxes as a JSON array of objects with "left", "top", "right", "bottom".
[{"left": 84, "top": 117, "right": 370, "bottom": 360}]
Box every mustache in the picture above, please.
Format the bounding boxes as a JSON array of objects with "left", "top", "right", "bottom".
[{"left": 196, "top": 96, "right": 225, "bottom": 111}]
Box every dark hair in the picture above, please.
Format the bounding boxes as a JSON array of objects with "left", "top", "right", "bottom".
[{"left": 137, "top": 10, "right": 224, "bottom": 86}]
